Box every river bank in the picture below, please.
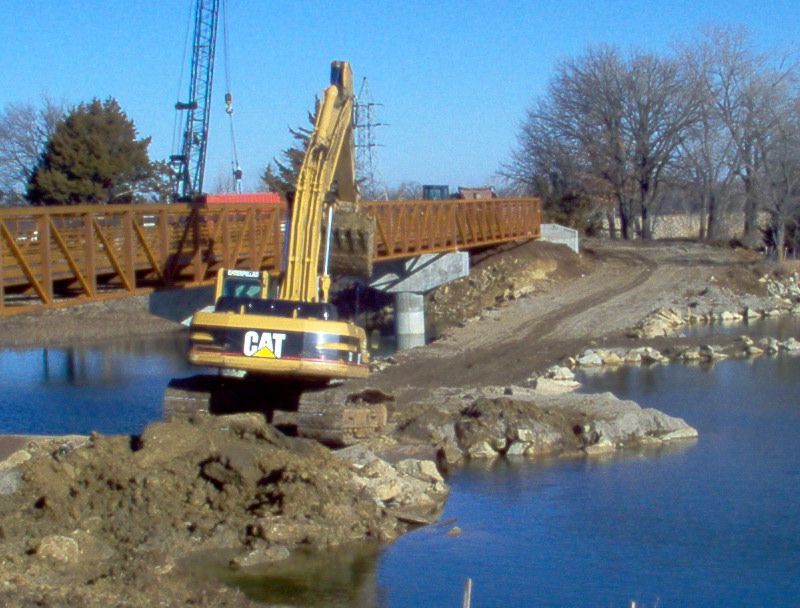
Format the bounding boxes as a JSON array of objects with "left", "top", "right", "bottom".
[
  {"left": 0, "top": 238, "right": 798, "bottom": 606},
  {"left": 0, "top": 294, "right": 182, "bottom": 350}
]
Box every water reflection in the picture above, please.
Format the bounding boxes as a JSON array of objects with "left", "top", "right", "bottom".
[
  {"left": 0, "top": 334, "right": 198, "bottom": 435},
  {"left": 205, "top": 544, "right": 386, "bottom": 607},
  {"left": 681, "top": 314, "right": 800, "bottom": 339}
]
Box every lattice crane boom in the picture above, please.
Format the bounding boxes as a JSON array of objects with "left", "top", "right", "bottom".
[{"left": 171, "top": 0, "right": 220, "bottom": 200}]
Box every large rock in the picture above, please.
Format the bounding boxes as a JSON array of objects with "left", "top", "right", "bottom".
[
  {"left": 759, "top": 337, "right": 780, "bottom": 354},
  {"left": 576, "top": 350, "right": 603, "bottom": 367},
  {"left": 395, "top": 459, "right": 444, "bottom": 484},
  {"left": 628, "top": 347, "right": 665, "bottom": 364},
  {"left": 532, "top": 377, "right": 580, "bottom": 394},
  {"left": 577, "top": 393, "right": 698, "bottom": 446},
  {"left": 467, "top": 441, "right": 498, "bottom": 459},
  {"left": 348, "top": 453, "right": 447, "bottom": 515},
  {"left": 781, "top": 337, "right": 800, "bottom": 352},
  {"left": 0, "top": 469, "right": 21, "bottom": 496},
  {"left": 600, "top": 351, "right": 624, "bottom": 366},
  {"left": 545, "top": 365, "right": 575, "bottom": 381},
  {"left": 630, "top": 307, "right": 684, "bottom": 338}
]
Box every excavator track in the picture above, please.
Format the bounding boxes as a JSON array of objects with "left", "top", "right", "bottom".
[
  {"left": 162, "top": 375, "right": 388, "bottom": 446},
  {"left": 295, "top": 388, "right": 391, "bottom": 446}
]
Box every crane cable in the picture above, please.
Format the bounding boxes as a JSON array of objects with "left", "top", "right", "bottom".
[
  {"left": 171, "top": 0, "right": 195, "bottom": 159},
  {"left": 221, "top": 0, "right": 242, "bottom": 193}
]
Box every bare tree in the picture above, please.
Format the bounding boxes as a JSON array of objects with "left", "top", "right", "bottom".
[
  {"left": 386, "top": 181, "right": 422, "bottom": 200},
  {"left": 677, "top": 35, "right": 738, "bottom": 239},
  {"left": 507, "top": 46, "right": 698, "bottom": 239},
  {"left": 758, "top": 94, "right": 800, "bottom": 260},
  {"left": 550, "top": 46, "right": 640, "bottom": 237},
  {"left": 502, "top": 99, "right": 600, "bottom": 229},
  {"left": 697, "top": 27, "right": 798, "bottom": 246},
  {"left": 621, "top": 53, "right": 701, "bottom": 238},
  {"left": 0, "top": 97, "right": 65, "bottom": 204}
]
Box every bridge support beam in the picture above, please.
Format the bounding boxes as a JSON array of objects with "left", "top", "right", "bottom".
[{"left": 370, "top": 252, "right": 469, "bottom": 350}]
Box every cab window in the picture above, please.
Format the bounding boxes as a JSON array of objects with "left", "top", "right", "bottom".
[{"left": 223, "top": 278, "right": 262, "bottom": 299}]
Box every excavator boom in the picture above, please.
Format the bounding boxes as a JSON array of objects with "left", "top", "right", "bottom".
[{"left": 281, "top": 62, "right": 357, "bottom": 303}]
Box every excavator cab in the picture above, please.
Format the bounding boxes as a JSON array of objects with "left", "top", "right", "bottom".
[{"left": 213, "top": 269, "right": 270, "bottom": 302}]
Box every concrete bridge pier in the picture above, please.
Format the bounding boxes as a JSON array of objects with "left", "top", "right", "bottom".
[
  {"left": 394, "top": 292, "right": 426, "bottom": 349},
  {"left": 370, "top": 252, "right": 469, "bottom": 350}
]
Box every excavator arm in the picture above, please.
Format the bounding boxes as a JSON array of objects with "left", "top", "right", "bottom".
[{"left": 280, "top": 61, "right": 357, "bottom": 304}]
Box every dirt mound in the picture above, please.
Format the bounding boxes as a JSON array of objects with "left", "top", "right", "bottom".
[
  {"left": 427, "top": 240, "right": 588, "bottom": 335},
  {"left": 0, "top": 413, "right": 444, "bottom": 607}
]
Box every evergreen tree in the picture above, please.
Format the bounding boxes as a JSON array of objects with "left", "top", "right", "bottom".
[{"left": 27, "top": 98, "right": 152, "bottom": 205}]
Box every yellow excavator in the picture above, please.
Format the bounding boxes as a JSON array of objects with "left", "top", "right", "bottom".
[
  {"left": 167, "top": 62, "right": 385, "bottom": 444},
  {"left": 188, "top": 61, "right": 369, "bottom": 381}
]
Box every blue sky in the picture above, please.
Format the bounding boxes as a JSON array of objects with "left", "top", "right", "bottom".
[{"left": 1, "top": 1, "right": 798, "bottom": 192}]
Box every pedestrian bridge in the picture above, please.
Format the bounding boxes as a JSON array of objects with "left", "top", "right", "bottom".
[{"left": 0, "top": 197, "right": 540, "bottom": 315}]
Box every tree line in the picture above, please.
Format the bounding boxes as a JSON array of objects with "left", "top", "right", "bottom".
[{"left": 502, "top": 27, "right": 800, "bottom": 258}]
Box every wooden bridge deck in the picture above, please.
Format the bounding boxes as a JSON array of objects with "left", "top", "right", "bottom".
[{"left": 0, "top": 197, "right": 540, "bottom": 315}]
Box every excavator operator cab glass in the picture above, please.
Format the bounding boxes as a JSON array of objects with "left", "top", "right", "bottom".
[{"left": 222, "top": 277, "right": 263, "bottom": 299}]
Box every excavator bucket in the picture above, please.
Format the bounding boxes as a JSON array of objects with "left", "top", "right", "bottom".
[{"left": 329, "top": 201, "right": 375, "bottom": 277}]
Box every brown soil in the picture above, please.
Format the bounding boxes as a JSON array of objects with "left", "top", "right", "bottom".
[{"left": 0, "top": 414, "right": 416, "bottom": 607}]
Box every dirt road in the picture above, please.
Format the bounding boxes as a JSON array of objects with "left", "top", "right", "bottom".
[{"left": 356, "top": 239, "right": 765, "bottom": 401}]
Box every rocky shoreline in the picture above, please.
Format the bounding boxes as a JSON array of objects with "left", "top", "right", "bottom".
[{"left": 629, "top": 272, "right": 800, "bottom": 340}]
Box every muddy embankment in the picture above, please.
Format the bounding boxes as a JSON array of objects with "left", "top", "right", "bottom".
[{"left": 1, "top": 239, "right": 798, "bottom": 606}]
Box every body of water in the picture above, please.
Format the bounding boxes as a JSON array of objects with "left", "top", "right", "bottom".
[
  {"left": 375, "top": 355, "right": 800, "bottom": 607},
  {"left": 0, "top": 335, "right": 199, "bottom": 435}
]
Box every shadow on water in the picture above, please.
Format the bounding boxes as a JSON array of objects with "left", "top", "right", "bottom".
[{"left": 187, "top": 543, "right": 387, "bottom": 607}]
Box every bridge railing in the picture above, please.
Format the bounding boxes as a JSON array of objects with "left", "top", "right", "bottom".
[
  {"left": 0, "top": 202, "right": 285, "bottom": 314},
  {"left": 0, "top": 197, "right": 540, "bottom": 314},
  {"left": 366, "top": 197, "right": 541, "bottom": 260}
]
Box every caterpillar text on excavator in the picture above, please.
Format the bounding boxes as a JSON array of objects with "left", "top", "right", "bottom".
[{"left": 166, "top": 61, "right": 386, "bottom": 444}]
